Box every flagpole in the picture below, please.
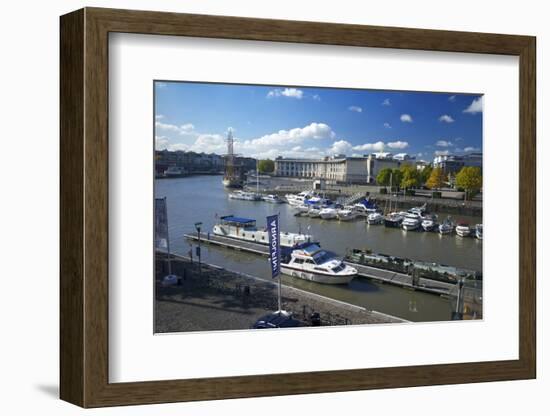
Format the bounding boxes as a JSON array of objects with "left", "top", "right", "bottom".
[{"left": 164, "top": 197, "right": 172, "bottom": 276}]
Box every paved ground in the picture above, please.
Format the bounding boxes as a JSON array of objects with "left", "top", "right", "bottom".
[{"left": 155, "top": 255, "right": 406, "bottom": 333}]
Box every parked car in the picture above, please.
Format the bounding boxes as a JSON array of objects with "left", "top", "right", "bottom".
[{"left": 251, "top": 311, "right": 306, "bottom": 329}]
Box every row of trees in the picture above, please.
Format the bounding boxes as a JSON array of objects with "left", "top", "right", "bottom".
[{"left": 376, "top": 164, "right": 482, "bottom": 200}]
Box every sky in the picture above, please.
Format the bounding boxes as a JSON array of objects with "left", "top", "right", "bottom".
[{"left": 154, "top": 81, "right": 483, "bottom": 162}]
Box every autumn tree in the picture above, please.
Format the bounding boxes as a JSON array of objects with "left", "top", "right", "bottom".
[
  {"left": 420, "top": 165, "right": 433, "bottom": 184},
  {"left": 257, "top": 159, "right": 275, "bottom": 174},
  {"left": 426, "top": 167, "right": 446, "bottom": 190},
  {"left": 455, "top": 167, "right": 482, "bottom": 200}
]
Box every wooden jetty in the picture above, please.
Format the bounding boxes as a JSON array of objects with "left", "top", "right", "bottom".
[{"left": 184, "top": 232, "right": 455, "bottom": 296}]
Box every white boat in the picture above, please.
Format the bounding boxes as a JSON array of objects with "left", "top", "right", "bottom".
[
  {"left": 228, "top": 190, "right": 261, "bottom": 201},
  {"left": 439, "top": 217, "right": 454, "bottom": 234},
  {"left": 163, "top": 166, "right": 186, "bottom": 177},
  {"left": 308, "top": 195, "right": 332, "bottom": 206},
  {"left": 337, "top": 207, "right": 358, "bottom": 221},
  {"left": 281, "top": 243, "right": 357, "bottom": 284},
  {"left": 384, "top": 212, "right": 404, "bottom": 228},
  {"left": 295, "top": 203, "right": 311, "bottom": 213},
  {"left": 408, "top": 203, "right": 427, "bottom": 216},
  {"left": 308, "top": 206, "right": 323, "bottom": 218},
  {"left": 262, "top": 194, "right": 283, "bottom": 204},
  {"left": 475, "top": 224, "right": 483, "bottom": 240},
  {"left": 213, "top": 216, "right": 312, "bottom": 248},
  {"left": 421, "top": 214, "right": 437, "bottom": 231},
  {"left": 402, "top": 213, "right": 421, "bottom": 231},
  {"left": 367, "top": 212, "right": 384, "bottom": 224},
  {"left": 285, "top": 190, "right": 313, "bottom": 206},
  {"left": 455, "top": 223, "right": 471, "bottom": 237},
  {"left": 319, "top": 207, "right": 338, "bottom": 220},
  {"left": 353, "top": 199, "right": 378, "bottom": 214}
]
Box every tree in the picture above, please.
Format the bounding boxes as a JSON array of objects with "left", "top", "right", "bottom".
[
  {"left": 391, "top": 168, "right": 403, "bottom": 189},
  {"left": 400, "top": 164, "right": 420, "bottom": 189},
  {"left": 426, "top": 167, "right": 446, "bottom": 190},
  {"left": 257, "top": 159, "right": 274, "bottom": 174},
  {"left": 376, "top": 168, "right": 392, "bottom": 185},
  {"left": 455, "top": 167, "right": 482, "bottom": 200},
  {"left": 420, "top": 165, "right": 433, "bottom": 184}
]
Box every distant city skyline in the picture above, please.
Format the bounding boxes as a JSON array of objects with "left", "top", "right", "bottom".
[{"left": 154, "top": 81, "right": 483, "bottom": 161}]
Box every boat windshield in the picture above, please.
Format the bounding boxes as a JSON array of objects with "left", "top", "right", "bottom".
[
  {"left": 332, "top": 263, "right": 345, "bottom": 273},
  {"left": 312, "top": 251, "right": 331, "bottom": 264}
]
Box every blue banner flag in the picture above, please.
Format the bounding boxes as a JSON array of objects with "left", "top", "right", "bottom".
[
  {"left": 155, "top": 198, "right": 169, "bottom": 250},
  {"left": 267, "top": 214, "right": 280, "bottom": 278}
]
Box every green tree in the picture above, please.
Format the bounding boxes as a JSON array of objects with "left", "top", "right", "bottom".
[
  {"left": 455, "top": 167, "right": 482, "bottom": 200},
  {"left": 426, "top": 167, "right": 446, "bottom": 190},
  {"left": 391, "top": 168, "right": 403, "bottom": 189},
  {"left": 257, "top": 159, "right": 275, "bottom": 174},
  {"left": 376, "top": 168, "right": 392, "bottom": 185},
  {"left": 400, "top": 164, "right": 420, "bottom": 189}
]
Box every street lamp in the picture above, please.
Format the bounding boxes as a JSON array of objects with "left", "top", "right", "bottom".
[{"left": 194, "top": 222, "right": 203, "bottom": 276}]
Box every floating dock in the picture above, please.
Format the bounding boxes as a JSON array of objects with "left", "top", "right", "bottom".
[{"left": 184, "top": 232, "right": 456, "bottom": 296}]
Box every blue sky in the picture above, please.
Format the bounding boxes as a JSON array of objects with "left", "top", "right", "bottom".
[{"left": 154, "top": 81, "right": 482, "bottom": 161}]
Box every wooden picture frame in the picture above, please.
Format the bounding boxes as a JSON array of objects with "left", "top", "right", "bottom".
[{"left": 60, "top": 7, "right": 536, "bottom": 408}]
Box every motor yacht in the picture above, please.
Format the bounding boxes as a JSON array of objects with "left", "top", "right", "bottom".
[{"left": 281, "top": 243, "right": 357, "bottom": 284}]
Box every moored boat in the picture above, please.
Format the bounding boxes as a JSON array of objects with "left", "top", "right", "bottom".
[
  {"left": 262, "top": 194, "right": 283, "bottom": 204},
  {"left": 367, "top": 212, "right": 383, "bottom": 225},
  {"left": 421, "top": 214, "right": 437, "bottom": 231},
  {"left": 475, "top": 224, "right": 483, "bottom": 240},
  {"left": 228, "top": 190, "right": 261, "bottom": 201},
  {"left": 455, "top": 222, "right": 471, "bottom": 237},
  {"left": 439, "top": 217, "right": 454, "bottom": 234},
  {"left": 337, "top": 207, "right": 358, "bottom": 221},
  {"left": 384, "top": 212, "right": 403, "bottom": 228},
  {"left": 281, "top": 243, "right": 357, "bottom": 284},
  {"left": 319, "top": 207, "right": 338, "bottom": 220},
  {"left": 402, "top": 213, "right": 421, "bottom": 231},
  {"left": 213, "top": 215, "right": 312, "bottom": 247},
  {"left": 285, "top": 190, "right": 313, "bottom": 206}
]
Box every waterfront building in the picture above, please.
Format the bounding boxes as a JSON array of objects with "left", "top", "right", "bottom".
[
  {"left": 433, "top": 152, "right": 483, "bottom": 174},
  {"left": 274, "top": 155, "right": 370, "bottom": 183},
  {"left": 274, "top": 152, "right": 416, "bottom": 184},
  {"left": 155, "top": 149, "right": 252, "bottom": 176}
]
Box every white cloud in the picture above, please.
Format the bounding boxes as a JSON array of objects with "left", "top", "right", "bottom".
[
  {"left": 329, "top": 140, "right": 353, "bottom": 155},
  {"left": 464, "top": 146, "right": 481, "bottom": 152},
  {"left": 383, "top": 122, "right": 391, "bottom": 129},
  {"left": 155, "top": 136, "right": 170, "bottom": 150},
  {"left": 434, "top": 150, "right": 450, "bottom": 156},
  {"left": 267, "top": 87, "right": 304, "bottom": 99},
  {"left": 348, "top": 106, "right": 363, "bottom": 113},
  {"left": 155, "top": 114, "right": 164, "bottom": 120},
  {"left": 387, "top": 141, "right": 409, "bottom": 149},
  {"left": 463, "top": 97, "right": 483, "bottom": 114},
  {"left": 312, "top": 94, "right": 321, "bottom": 101},
  {"left": 352, "top": 141, "right": 386, "bottom": 152},
  {"left": 436, "top": 140, "right": 453, "bottom": 147},
  {"left": 448, "top": 95, "right": 456, "bottom": 102},
  {"left": 155, "top": 121, "right": 197, "bottom": 136},
  {"left": 243, "top": 122, "right": 335, "bottom": 149},
  {"left": 439, "top": 114, "right": 455, "bottom": 123},
  {"left": 382, "top": 98, "right": 391, "bottom": 106},
  {"left": 400, "top": 114, "right": 413, "bottom": 123}
]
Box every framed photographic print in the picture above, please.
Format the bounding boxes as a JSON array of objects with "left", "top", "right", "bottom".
[{"left": 60, "top": 7, "right": 536, "bottom": 408}]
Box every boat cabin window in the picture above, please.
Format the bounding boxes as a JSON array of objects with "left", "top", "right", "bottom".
[{"left": 293, "top": 258, "right": 304, "bottom": 264}]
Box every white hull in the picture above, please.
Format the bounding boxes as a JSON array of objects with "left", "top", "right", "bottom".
[
  {"left": 439, "top": 226, "right": 453, "bottom": 234},
  {"left": 281, "top": 266, "right": 355, "bottom": 284},
  {"left": 319, "top": 208, "right": 338, "bottom": 220},
  {"left": 402, "top": 222, "right": 420, "bottom": 231},
  {"left": 456, "top": 228, "right": 471, "bottom": 237},
  {"left": 421, "top": 221, "right": 436, "bottom": 231},
  {"left": 213, "top": 225, "right": 311, "bottom": 248}
]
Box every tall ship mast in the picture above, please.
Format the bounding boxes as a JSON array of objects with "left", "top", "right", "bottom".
[{"left": 222, "top": 128, "right": 242, "bottom": 188}]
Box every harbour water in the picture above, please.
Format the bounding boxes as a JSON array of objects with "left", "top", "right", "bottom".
[{"left": 155, "top": 175, "right": 482, "bottom": 322}]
